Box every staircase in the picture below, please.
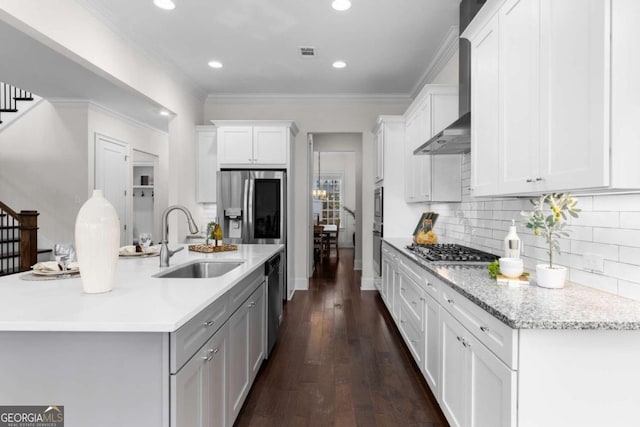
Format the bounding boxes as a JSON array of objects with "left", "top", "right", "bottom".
[
  {"left": 0, "top": 201, "right": 39, "bottom": 276},
  {"left": 0, "top": 82, "right": 42, "bottom": 131}
]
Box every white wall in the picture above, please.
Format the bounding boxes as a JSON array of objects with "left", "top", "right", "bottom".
[
  {"left": 0, "top": 0, "right": 204, "bottom": 242},
  {"left": 204, "top": 99, "right": 408, "bottom": 288},
  {"left": 0, "top": 101, "right": 87, "bottom": 246}
]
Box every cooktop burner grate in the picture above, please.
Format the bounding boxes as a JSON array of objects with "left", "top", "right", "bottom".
[{"left": 406, "top": 243, "right": 498, "bottom": 263}]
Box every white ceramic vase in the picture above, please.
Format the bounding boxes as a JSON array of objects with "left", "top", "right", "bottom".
[
  {"left": 75, "top": 190, "right": 120, "bottom": 294},
  {"left": 536, "top": 264, "right": 567, "bottom": 289}
]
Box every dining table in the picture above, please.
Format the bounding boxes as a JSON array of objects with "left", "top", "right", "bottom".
[{"left": 314, "top": 224, "right": 337, "bottom": 260}]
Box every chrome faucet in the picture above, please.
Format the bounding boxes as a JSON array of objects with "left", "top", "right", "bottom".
[{"left": 160, "top": 205, "right": 199, "bottom": 267}]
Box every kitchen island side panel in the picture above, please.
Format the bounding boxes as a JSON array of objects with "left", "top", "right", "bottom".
[
  {"left": 518, "top": 328, "right": 640, "bottom": 427},
  {"left": 0, "top": 331, "right": 169, "bottom": 427}
]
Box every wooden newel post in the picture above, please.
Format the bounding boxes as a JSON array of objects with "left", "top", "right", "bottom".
[{"left": 19, "top": 210, "right": 39, "bottom": 271}]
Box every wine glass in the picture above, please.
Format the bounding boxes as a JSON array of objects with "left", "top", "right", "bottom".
[
  {"left": 139, "top": 233, "right": 152, "bottom": 248},
  {"left": 53, "top": 243, "right": 75, "bottom": 276}
]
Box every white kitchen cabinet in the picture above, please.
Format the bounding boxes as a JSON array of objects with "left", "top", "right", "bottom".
[
  {"left": 440, "top": 309, "right": 516, "bottom": 427},
  {"left": 214, "top": 121, "right": 298, "bottom": 168},
  {"left": 403, "top": 85, "right": 461, "bottom": 203},
  {"left": 248, "top": 280, "right": 266, "bottom": 382},
  {"left": 469, "top": 13, "right": 500, "bottom": 197},
  {"left": 422, "top": 292, "right": 440, "bottom": 393},
  {"left": 171, "top": 323, "right": 228, "bottom": 427},
  {"left": 227, "top": 282, "right": 265, "bottom": 424},
  {"left": 375, "top": 124, "right": 384, "bottom": 183},
  {"left": 195, "top": 126, "right": 217, "bottom": 203},
  {"left": 465, "top": 0, "right": 640, "bottom": 196}
]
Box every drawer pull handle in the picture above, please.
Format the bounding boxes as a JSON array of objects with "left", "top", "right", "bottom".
[
  {"left": 480, "top": 326, "right": 489, "bottom": 333},
  {"left": 447, "top": 298, "right": 454, "bottom": 304},
  {"left": 401, "top": 287, "right": 406, "bottom": 292},
  {"left": 427, "top": 283, "right": 434, "bottom": 288},
  {"left": 456, "top": 336, "right": 462, "bottom": 342},
  {"left": 463, "top": 340, "right": 471, "bottom": 348},
  {"left": 411, "top": 301, "right": 417, "bottom": 306},
  {"left": 203, "top": 320, "right": 215, "bottom": 327},
  {"left": 400, "top": 320, "right": 406, "bottom": 324},
  {"left": 410, "top": 339, "right": 417, "bottom": 344},
  {"left": 526, "top": 178, "right": 534, "bottom": 183},
  {"left": 212, "top": 347, "right": 219, "bottom": 355},
  {"left": 248, "top": 301, "right": 256, "bottom": 308},
  {"left": 419, "top": 297, "right": 426, "bottom": 302}
]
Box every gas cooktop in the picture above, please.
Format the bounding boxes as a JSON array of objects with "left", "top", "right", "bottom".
[{"left": 405, "top": 243, "right": 498, "bottom": 263}]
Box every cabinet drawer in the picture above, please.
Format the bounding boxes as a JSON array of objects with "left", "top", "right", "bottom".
[
  {"left": 228, "top": 269, "right": 264, "bottom": 316},
  {"left": 441, "top": 286, "right": 518, "bottom": 369},
  {"left": 398, "top": 299, "right": 423, "bottom": 365},
  {"left": 401, "top": 256, "right": 440, "bottom": 299},
  {"left": 171, "top": 294, "right": 228, "bottom": 374},
  {"left": 398, "top": 264, "right": 425, "bottom": 326}
]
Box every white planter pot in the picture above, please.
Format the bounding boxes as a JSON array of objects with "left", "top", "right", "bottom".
[
  {"left": 75, "top": 190, "right": 120, "bottom": 294},
  {"left": 536, "top": 264, "right": 567, "bottom": 289}
]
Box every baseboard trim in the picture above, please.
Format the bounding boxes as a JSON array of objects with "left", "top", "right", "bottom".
[
  {"left": 360, "top": 277, "right": 376, "bottom": 291},
  {"left": 294, "top": 277, "right": 308, "bottom": 291}
]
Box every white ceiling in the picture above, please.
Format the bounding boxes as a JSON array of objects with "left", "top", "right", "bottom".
[{"left": 78, "top": 0, "right": 460, "bottom": 97}]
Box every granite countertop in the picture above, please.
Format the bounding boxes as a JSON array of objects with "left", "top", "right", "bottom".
[
  {"left": 384, "top": 238, "right": 640, "bottom": 330},
  {"left": 0, "top": 244, "right": 282, "bottom": 333}
]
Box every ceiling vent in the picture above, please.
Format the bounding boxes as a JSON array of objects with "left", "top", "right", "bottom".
[{"left": 299, "top": 47, "right": 316, "bottom": 57}]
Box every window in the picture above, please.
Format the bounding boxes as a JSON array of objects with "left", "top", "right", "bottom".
[{"left": 312, "top": 172, "right": 343, "bottom": 227}]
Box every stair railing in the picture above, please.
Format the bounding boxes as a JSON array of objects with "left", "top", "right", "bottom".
[
  {"left": 0, "top": 201, "right": 38, "bottom": 275},
  {"left": 0, "top": 83, "right": 34, "bottom": 125}
]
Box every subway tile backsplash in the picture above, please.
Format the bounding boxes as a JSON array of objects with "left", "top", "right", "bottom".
[{"left": 428, "top": 154, "right": 640, "bottom": 301}]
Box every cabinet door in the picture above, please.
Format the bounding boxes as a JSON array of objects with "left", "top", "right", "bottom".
[
  {"left": 375, "top": 125, "right": 384, "bottom": 182},
  {"left": 248, "top": 283, "right": 266, "bottom": 382},
  {"left": 253, "top": 127, "right": 287, "bottom": 165},
  {"left": 415, "top": 100, "right": 432, "bottom": 201},
  {"left": 196, "top": 129, "right": 217, "bottom": 203},
  {"left": 499, "top": 0, "right": 540, "bottom": 194},
  {"left": 381, "top": 252, "right": 391, "bottom": 306},
  {"left": 423, "top": 293, "right": 440, "bottom": 394},
  {"left": 470, "top": 14, "right": 501, "bottom": 197},
  {"left": 467, "top": 330, "right": 517, "bottom": 427},
  {"left": 218, "top": 127, "right": 253, "bottom": 165},
  {"left": 227, "top": 301, "right": 251, "bottom": 423},
  {"left": 538, "top": 0, "right": 609, "bottom": 190},
  {"left": 205, "top": 325, "right": 228, "bottom": 427},
  {"left": 171, "top": 345, "right": 208, "bottom": 427},
  {"left": 404, "top": 112, "right": 420, "bottom": 202},
  {"left": 439, "top": 309, "right": 468, "bottom": 427}
]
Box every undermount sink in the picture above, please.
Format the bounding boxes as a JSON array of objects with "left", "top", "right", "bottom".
[{"left": 154, "top": 260, "right": 244, "bottom": 279}]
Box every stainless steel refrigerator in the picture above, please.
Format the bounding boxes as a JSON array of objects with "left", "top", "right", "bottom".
[{"left": 217, "top": 170, "right": 286, "bottom": 245}]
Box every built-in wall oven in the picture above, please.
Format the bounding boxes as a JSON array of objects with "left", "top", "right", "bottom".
[{"left": 373, "top": 187, "right": 383, "bottom": 276}]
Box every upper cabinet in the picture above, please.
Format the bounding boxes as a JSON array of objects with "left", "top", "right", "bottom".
[
  {"left": 464, "top": 0, "right": 640, "bottom": 196},
  {"left": 214, "top": 121, "right": 298, "bottom": 168},
  {"left": 195, "top": 126, "right": 217, "bottom": 203},
  {"left": 404, "top": 85, "right": 461, "bottom": 203}
]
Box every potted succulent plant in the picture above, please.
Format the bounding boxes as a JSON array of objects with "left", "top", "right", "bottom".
[{"left": 521, "top": 193, "right": 580, "bottom": 288}]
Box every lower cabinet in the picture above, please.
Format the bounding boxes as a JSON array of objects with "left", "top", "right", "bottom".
[
  {"left": 171, "top": 324, "right": 228, "bottom": 427},
  {"left": 172, "top": 277, "right": 266, "bottom": 427},
  {"left": 228, "top": 283, "right": 265, "bottom": 424},
  {"left": 440, "top": 309, "right": 516, "bottom": 427},
  {"left": 380, "top": 242, "right": 517, "bottom": 427}
]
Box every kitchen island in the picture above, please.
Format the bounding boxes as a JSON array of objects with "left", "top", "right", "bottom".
[
  {"left": 382, "top": 238, "right": 640, "bottom": 427},
  {"left": 0, "top": 244, "right": 283, "bottom": 427}
]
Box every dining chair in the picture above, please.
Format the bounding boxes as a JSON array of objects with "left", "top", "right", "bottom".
[
  {"left": 326, "top": 219, "right": 340, "bottom": 258},
  {"left": 313, "top": 225, "right": 325, "bottom": 261}
]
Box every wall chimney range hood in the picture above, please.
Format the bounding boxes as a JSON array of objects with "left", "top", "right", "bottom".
[{"left": 414, "top": 0, "right": 485, "bottom": 156}]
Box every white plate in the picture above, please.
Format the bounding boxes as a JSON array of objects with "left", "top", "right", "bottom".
[
  {"left": 119, "top": 250, "right": 159, "bottom": 258},
  {"left": 32, "top": 268, "right": 80, "bottom": 277}
]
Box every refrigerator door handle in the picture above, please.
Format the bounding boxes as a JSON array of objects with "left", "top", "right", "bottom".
[
  {"left": 247, "top": 178, "right": 255, "bottom": 242},
  {"left": 243, "top": 178, "right": 250, "bottom": 243}
]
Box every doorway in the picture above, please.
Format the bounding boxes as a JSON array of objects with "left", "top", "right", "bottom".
[
  {"left": 95, "top": 134, "right": 129, "bottom": 246},
  {"left": 307, "top": 133, "right": 363, "bottom": 279}
]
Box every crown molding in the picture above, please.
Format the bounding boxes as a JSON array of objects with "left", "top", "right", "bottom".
[
  {"left": 205, "top": 92, "right": 412, "bottom": 104},
  {"left": 410, "top": 25, "right": 459, "bottom": 98}
]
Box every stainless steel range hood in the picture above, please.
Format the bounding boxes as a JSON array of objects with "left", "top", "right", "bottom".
[{"left": 414, "top": 0, "right": 485, "bottom": 155}]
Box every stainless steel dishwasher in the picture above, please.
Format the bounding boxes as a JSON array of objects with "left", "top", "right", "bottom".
[{"left": 265, "top": 252, "right": 282, "bottom": 357}]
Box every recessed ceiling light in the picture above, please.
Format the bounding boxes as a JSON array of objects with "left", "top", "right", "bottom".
[
  {"left": 332, "top": 60, "right": 347, "bottom": 69},
  {"left": 153, "top": 0, "right": 175, "bottom": 10},
  {"left": 208, "top": 60, "right": 223, "bottom": 69},
  {"left": 159, "top": 110, "right": 170, "bottom": 116},
  {"left": 332, "top": 0, "right": 351, "bottom": 11}
]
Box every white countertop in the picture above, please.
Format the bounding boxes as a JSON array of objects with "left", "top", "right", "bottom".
[{"left": 0, "top": 244, "right": 282, "bottom": 333}]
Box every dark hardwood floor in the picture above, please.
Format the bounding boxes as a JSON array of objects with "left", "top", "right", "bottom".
[{"left": 235, "top": 248, "right": 449, "bottom": 427}]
